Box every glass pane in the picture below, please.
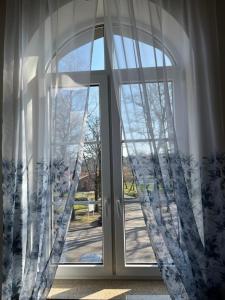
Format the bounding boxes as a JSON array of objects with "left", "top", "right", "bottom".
[
  {"left": 124, "top": 202, "right": 156, "bottom": 264},
  {"left": 114, "top": 35, "right": 172, "bottom": 69},
  {"left": 60, "top": 197, "right": 103, "bottom": 264},
  {"left": 58, "top": 37, "right": 105, "bottom": 72},
  {"left": 52, "top": 87, "right": 89, "bottom": 145},
  {"left": 122, "top": 145, "right": 156, "bottom": 264},
  {"left": 121, "top": 81, "right": 173, "bottom": 265},
  {"left": 51, "top": 86, "right": 103, "bottom": 264},
  {"left": 121, "top": 82, "right": 174, "bottom": 153}
]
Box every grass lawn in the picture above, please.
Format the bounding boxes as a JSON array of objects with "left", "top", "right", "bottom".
[
  {"left": 123, "top": 182, "right": 138, "bottom": 198},
  {"left": 75, "top": 191, "right": 95, "bottom": 200},
  {"left": 74, "top": 204, "right": 88, "bottom": 210},
  {"left": 123, "top": 181, "right": 155, "bottom": 198},
  {"left": 75, "top": 214, "right": 100, "bottom": 225}
]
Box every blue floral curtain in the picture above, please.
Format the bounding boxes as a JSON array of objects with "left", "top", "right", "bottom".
[
  {"left": 105, "top": 0, "right": 225, "bottom": 299},
  {"left": 3, "top": 0, "right": 225, "bottom": 299},
  {"left": 2, "top": 0, "right": 97, "bottom": 299}
]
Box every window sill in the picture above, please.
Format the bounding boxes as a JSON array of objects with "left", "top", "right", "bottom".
[{"left": 48, "top": 279, "right": 168, "bottom": 299}]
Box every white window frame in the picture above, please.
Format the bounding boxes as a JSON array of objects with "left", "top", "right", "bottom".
[
  {"left": 111, "top": 66, "right": 179, "bottom": 278},
  {"left": 49, "top": 71, "right": 113, "bottom": 279},
  {"left": 49, "top": 26, "right": 181, "bottom": 279}
]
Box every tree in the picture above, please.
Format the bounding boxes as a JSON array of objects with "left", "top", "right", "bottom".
[
  {"left": 121, "top": 82, "right": 173, "bottom": 153},
  {"left": 82, "top": 100, "right": 101, "bottom": 202},
  {"left": 77, "top": 93, "right": 102, "bottom": 216}
]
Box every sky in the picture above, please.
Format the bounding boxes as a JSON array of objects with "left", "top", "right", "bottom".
[
  {"left": 56, "top": 36, "right": 173, "bottom": 158},
  {"left": 58, "top": 36, "right": 172, "bottom": 72}
]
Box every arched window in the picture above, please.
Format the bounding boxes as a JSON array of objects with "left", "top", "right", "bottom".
[
  {"left": 48, "top": 22, "right": 180, "bottom": 279},
  {"left": 38, "top": 1, "right": 190, "bottom": 280}
]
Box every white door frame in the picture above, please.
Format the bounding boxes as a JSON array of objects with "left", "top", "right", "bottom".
[{"left": 51, "top": 71, "right": 113, "bottom": 278}]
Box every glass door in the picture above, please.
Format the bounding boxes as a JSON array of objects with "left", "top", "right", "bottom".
[
  {"left": 51, "top": 72, "right": 113, "bottom": 278},
  {"left": 58, "top": 85, "right": 103, "bottom": 264},
  {"left": 49, "top": 25, "right": 170, "bottom": 278},
  {"left": 110, "top": 80, "right": 160, "bottom": 277}
]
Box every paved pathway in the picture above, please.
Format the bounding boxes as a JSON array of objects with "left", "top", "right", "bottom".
[{"left": 60, "top": 202, "right": 156, "bottom": 264}]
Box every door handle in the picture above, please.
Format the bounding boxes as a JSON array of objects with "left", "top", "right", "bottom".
[
  {"left": 116, "top": 198, "right": 123, "bottom": 218},
  {"left": 104, "top": 198, "right": 109, "bottom": 217}
]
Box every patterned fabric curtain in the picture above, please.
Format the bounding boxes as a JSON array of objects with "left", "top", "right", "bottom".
[
  {"left": 104, "top": 0, "right": 225, "bottom": 299},
  {"left": 2, "top": 0, "right": 97, "bottom": 299}
]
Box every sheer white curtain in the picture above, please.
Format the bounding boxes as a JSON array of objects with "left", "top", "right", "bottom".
[
  {"left": 2, "top": 1, "right": 97, "bottom": 299},
  {"left": 2, "top": 0, "right": 225, "bottom": 299},
  {"left": 105, "top": 0, "right": 225, "bottom": 299}
]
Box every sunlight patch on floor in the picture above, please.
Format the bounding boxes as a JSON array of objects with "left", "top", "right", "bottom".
[
  {"left": 81, "top": 289, "right": 131, "bottom": 299},
  {"left": 48, "top": 279, "right": 168, "bottom": 299},
  {"left": 49, "top": 288, "right": 72, "bottom": 297}
]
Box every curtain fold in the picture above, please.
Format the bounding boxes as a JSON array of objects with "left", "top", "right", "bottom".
[
  {"left": 3, "top": 0, "right": 225, "bottom": 299},
  {"left": 104, "top": 0, "right": 225, "bottom": 299},
  {"left": 2, "top": 0, "right": 97, "bottom": 299}
]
